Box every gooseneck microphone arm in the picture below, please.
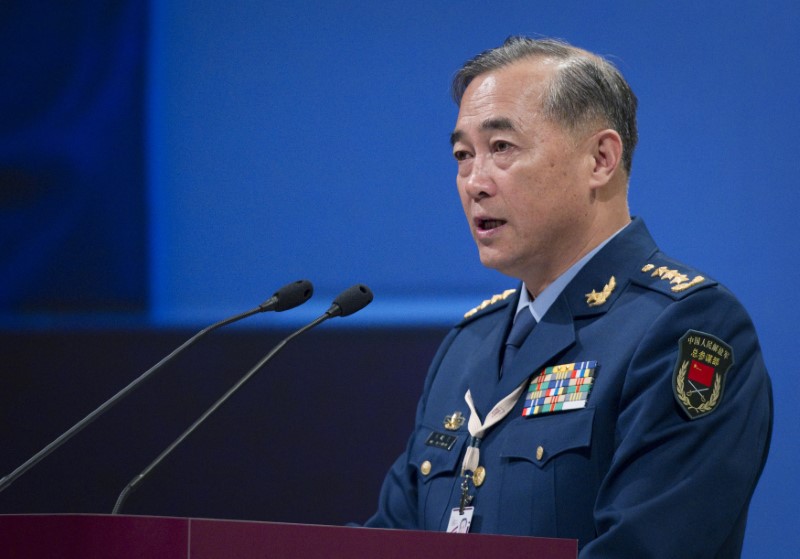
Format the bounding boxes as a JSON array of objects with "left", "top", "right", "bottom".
[
  {"left": 0, "top": 280, "right": 313, "bottom": 494},
  {"left": 111, "top": 284, "right": 373, "bottom": 514}
]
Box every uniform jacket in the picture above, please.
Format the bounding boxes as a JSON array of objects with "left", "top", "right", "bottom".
[{"left": 365, "top": 218, "right": 772, "bottom": 558}]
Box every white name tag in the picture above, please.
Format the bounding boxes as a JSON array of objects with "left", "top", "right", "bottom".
[{"left": 447, "top": 507, "right": 474, "bottom": 533}]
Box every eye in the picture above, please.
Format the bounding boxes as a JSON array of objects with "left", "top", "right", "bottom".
[
  {"left": 492, "top": 140, "right": 513, "bottom": 153},
  {"left": 453, "top": 149, "right": 472, "bottom": 162}
]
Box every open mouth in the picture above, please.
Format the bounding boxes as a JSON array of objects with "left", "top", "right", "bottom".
[{"left": 477, "top": 218, "right": 507, "bottom": 231}]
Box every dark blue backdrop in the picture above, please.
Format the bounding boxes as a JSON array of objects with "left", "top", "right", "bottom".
[
  {"left": 0, "top": 2, "right": 147, "bottom": 315},
  {"left": 1, "top": 2, "right": 797, "bottom": 557}
]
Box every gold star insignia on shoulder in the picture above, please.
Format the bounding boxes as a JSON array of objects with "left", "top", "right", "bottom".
[
  {"left": 641, "top": 264, "right": 704, "bottom": 292},
  {"left": 586, "top": 276, "right": 616, "bottom": 307},
  {"left": 464, "top": 289, "right": 516, "bottom": 318}
]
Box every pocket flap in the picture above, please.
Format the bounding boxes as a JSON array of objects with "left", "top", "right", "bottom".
[{"left": 501, "top": 407, "right": 595, "bottom": 468}]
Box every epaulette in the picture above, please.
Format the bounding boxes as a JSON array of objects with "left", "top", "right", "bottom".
[
  {"left": 462, "top": 289, "right": 516, "bottom": 320},
  {"left": 634, "top": 260, "right": 717, "bottom": 299}
]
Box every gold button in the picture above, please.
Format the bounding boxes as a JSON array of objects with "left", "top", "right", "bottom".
[
  {"left": 420, "top": 460, "right": 432, "bottom": 475},
  {"left": 473, "top": 466, "right": 486, "bottom": 487},
  {"left": 536, "top": 445, "right": 544, "bottom": 461}
]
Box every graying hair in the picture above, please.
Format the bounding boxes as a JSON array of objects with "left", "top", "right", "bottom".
[{"left": 452, "top": 36, "right": 638, "bottom": 174}]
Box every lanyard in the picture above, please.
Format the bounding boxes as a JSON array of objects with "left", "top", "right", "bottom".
[{"left": 461, "top": 381, "right": 527, "bottom": 475}]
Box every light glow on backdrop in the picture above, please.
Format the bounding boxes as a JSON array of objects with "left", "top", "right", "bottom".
[{"left": 148, "top": 3, "right": 797, "bottom": 331}]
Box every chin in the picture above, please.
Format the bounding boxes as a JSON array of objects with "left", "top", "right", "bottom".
[
  {"left": 478, "top": 251, "right": 528, "bottom": 282},
  {"left": 478, "top": 252, "right": 512, "bottom": 276}
]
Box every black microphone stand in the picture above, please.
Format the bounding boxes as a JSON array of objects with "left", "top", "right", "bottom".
[
  {"left": 112, "top": 283, "right": 372, "bottom": 514},
  {"left": 0, "top": 280, "right": 313, "bottom": 493}
]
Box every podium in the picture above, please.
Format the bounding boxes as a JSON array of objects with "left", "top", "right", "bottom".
[{"left": 0, "top": 514, "right": 577, "bottom": 558}]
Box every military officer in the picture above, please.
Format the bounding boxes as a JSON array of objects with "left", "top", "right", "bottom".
[{"left": 363, "top": 37, "right": 772, "bottom": 558}]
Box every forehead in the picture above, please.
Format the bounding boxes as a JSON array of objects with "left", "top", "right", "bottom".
[{"left": 454, "top": 58, "right": 558, "bottom": 135}]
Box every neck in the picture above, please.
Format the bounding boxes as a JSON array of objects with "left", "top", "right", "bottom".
[{"left": 523, "top": 213, "right": 631, "bottom": 298}]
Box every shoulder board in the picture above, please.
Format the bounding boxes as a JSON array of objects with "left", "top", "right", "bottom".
[
  {"left": 634, "top": 260, "right": 717, "bottom": 299},
  {"left": 462, "top": 289, "right": 516, "bottom": 320}
]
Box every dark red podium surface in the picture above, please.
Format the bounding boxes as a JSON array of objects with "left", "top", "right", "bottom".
[{"left": 0, "top": 514, "right": 577, "bottom": 558}]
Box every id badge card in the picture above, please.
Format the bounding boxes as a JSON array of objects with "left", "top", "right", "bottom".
[{"left": 447, "top": 507, "right": 474, "bottom": 533}]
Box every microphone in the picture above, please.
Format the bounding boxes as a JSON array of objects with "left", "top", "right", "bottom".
[
  {"left": 111, "top": 283, "right": 373, "bottom": 514},
  {"left": 326, "top": 283, "right": 374, "bottom": 317},
  {"left": 0, "top": 280, "right": 314, "bottom": 494},
  {"left": 263, "top": 279, "right": 315, "bottom": 312}
]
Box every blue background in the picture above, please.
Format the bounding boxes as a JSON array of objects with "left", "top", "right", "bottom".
[{"left": 1, "top": 1, "right": 797, "bottom": 556}]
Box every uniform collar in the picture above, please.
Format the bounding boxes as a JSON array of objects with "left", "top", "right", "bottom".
[
  {"left": 561, "top": 216, "right": 659, "bottom": 318},
  {"left": 516, "top": 221, "right": 630, "bottom": 322}
]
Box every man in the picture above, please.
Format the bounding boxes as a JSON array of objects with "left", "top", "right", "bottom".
[{"left": 364, "top": 37, "right": 772, "bottom": 557}]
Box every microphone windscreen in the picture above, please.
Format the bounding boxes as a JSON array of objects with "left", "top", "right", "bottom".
[
  {"left": 329, "top": 284, "right": 373, "bottom": 317},
  {"left": 273, "top": 279, "right": 314, "bottom": 311}
]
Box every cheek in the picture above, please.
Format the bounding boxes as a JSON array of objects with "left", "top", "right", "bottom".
[
  {"left": 511, "top": 178, "right": 565, "bottom": 224},
  {"left": 455, "top": 177, "right": 466, "bottom": 199},
  {"left": 456, "top": 159, "right": 473, "bottom": 179},
  {"left": 456, "top": 180, "right": 471, "bottom": 213}
]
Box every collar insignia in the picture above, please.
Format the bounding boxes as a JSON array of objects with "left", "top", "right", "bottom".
[
  {"left": 585, "top": 276, "right": 616, "bottom": 307},
  {"left": 443, "top": 411, "right": 465, "bottom": 431},
  {"left": 642, "top": 264, "right": 705, "bottom": 292}
]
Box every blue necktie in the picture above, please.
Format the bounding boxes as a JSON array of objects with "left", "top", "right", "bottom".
[{"left": 501, "top": 308, "right": 536, "bottom": 377}]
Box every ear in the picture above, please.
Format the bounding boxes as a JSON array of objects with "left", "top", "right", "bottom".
[{"left": 588, "top": 129, "right": 623, "bottom": 189}]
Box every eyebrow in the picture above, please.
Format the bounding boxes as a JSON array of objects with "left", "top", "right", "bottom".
[{"left": 450, "top": 117, "right": 517, "bottom": 146}]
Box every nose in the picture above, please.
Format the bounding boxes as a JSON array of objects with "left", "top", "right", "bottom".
[{"left": 461, "top": 153, "right": 496, "bottom": 199}]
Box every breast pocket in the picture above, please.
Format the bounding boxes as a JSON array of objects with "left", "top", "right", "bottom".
[
  {"left": 498, "top": 407, "right": 596, "bottom": 536},
  {"left": 408, "top": 426, "right": 468, "bottom": 530}
]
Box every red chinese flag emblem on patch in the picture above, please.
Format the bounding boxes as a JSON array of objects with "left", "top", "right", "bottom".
[
  {"left": 673, "top": 331, "right": 734, "bottom": 420},
  {"left": 688, "top": 360, "right": 714, "bottom": 386}
]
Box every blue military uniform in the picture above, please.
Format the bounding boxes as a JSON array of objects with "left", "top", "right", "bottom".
[{"left": 365, "top": 218, "right": 772, "bottom": 558}]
